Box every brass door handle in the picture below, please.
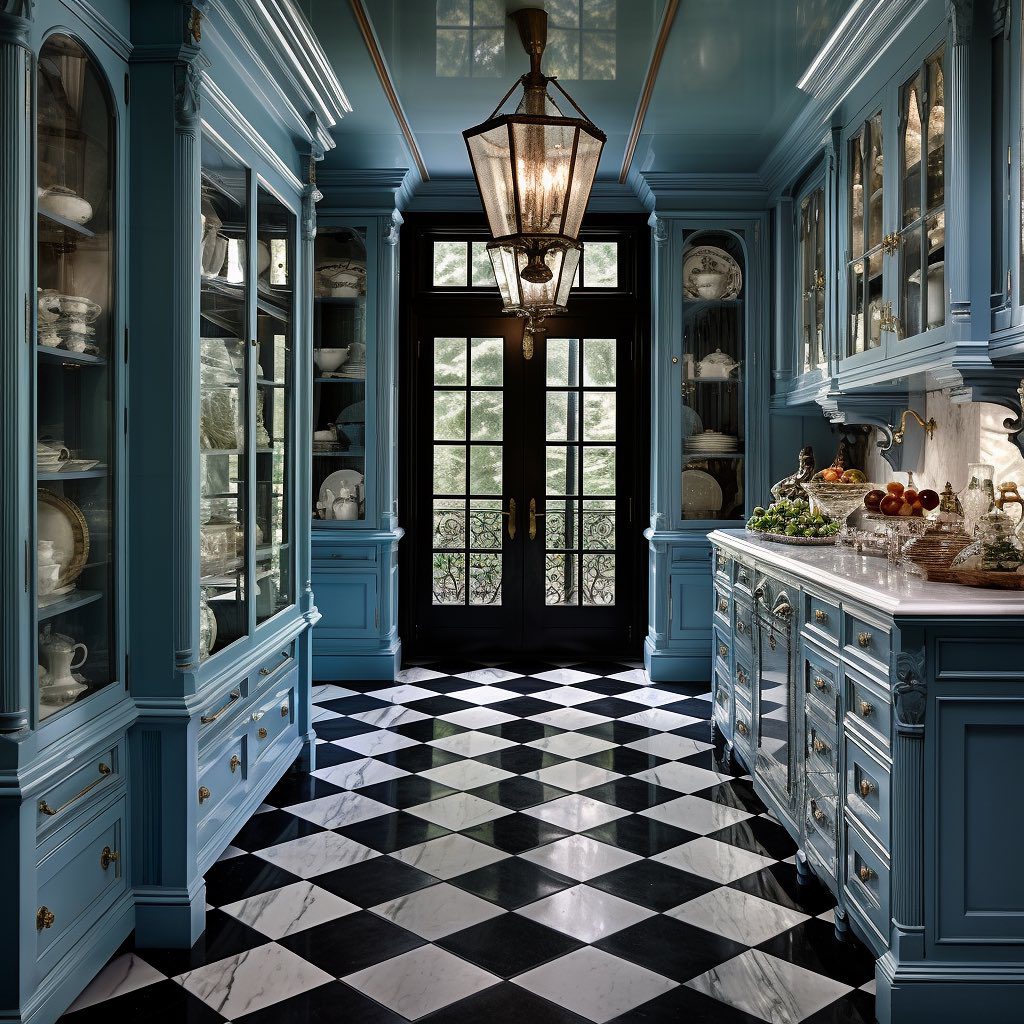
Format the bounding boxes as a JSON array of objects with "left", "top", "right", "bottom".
[
  {"left": 38, "top": 763, "right": 111, "bottom": 817},
  {"left": 100, "top": 846, "right": 120, "bottom": 871},
  {"left": 260, "top": 652, "right": 290, "bottom": 676},
  {"left": 501, "top": 497, "right": 517, "bottom": 540},
  {"left": 529, "top": 498, "right": 540, "bottom": 540},
  {"left": 201, "top": 690, "right": 240, "bottom": 724}
]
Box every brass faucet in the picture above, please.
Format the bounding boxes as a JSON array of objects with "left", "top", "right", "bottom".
[{"left": 891, "top": 409, "right": 937, "bottom": 445}]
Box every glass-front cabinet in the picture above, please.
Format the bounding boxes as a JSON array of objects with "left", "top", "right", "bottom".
[
  {"left": 680, "top": 229, "right": 747, "bottom": 524},
  {"left": 198, "top": 137, "right": 296, "bottom": 660},
  {"left": 841, "top": 40, "right": 947, "bottom": 367},
  {"left": 798, "top": 183, "right": 827, "bottom": 376},
  {"left": 34, "top": 33, "right": 119, "bottom": 722}
]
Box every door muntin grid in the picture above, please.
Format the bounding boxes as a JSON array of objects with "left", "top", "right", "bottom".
[
  {"left": 431, "top": 336, "right": 505, "bottom": 605},
  {"left": 544, "top": 337, "right": 616, "bottom": 607}
]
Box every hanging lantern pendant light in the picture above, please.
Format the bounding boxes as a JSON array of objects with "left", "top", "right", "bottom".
[{"left": 464, "top": 7, "right": 606, "bottom": 358}]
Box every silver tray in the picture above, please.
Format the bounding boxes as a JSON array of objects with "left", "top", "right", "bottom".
[{"left": 745, "top": 528, "right": 837, "bottom": 547}]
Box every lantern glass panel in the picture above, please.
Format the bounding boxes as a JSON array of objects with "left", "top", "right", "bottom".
[
  {"left": 466, "top": 123, "right": 517, "bottom": 236},
  {"left": 560, "top": 129, "right": 602, "bottom": 237},
  {"left": 510, "top": 120, "right": 577, "bottom": 234}
]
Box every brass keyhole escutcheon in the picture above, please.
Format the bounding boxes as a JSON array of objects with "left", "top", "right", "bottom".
[
  {"left": 229, "top": 755, "right": 241, "bottom": 774},
  {"left": 815, "top": 609, "right": 828, "bottom": 624},
  {"left": 100, "top": 846, "right": 120, "bottom": 871}
]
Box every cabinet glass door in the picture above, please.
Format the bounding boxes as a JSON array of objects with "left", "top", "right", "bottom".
[
  {"left": 312, "top": 227, "right": 368, "bottom": 523},
  {"left": 199, "top": 137, "right": 250, "bottom": 659},
  {"left": 898, "top": 45, "right": 945, "bottom": 339},
  {"left": 681, "top": 229, "right": 745, "bottom": 522},
  {"left": 35, "top": 35, "right": 117, "bottom": 721},
  {"left": 255, "top": 186, "right": 294, "bottom": 623},
  {"left": 798, "top": 186, "right": 826, "bottom": 373},
  {"left": 847, "top": 112, "right": 885, "bottom": 356}
]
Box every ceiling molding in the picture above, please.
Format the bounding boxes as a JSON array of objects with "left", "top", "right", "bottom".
[
  {"left": 619, "top": 0, "right": 680, "bottom": 184},
  {"left": 636, "top": 170, "right": 769, "bottom": 211},
  {"left": 316, "top": 167, "right": 416, "bottom": 212},
  {"left": 349, "top": 0, "right": 429, "bottom": 182}
]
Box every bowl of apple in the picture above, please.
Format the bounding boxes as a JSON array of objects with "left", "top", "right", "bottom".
[
  {"left": 863, "top": 481, "right": 941, "bottom": 519},
  {"left": 803, "top": 466, "right": 880, "bottom": 541}
]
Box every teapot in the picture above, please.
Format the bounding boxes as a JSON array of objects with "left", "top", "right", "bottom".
[
  {"left": 333, "top": 487, "right": 360, "bottom": 521},
  {"left": 695, "top": 348, "right": 739, "bottom": 380},
  {"left": 38, "top": 625, "right": 88, "bottom": 705}
]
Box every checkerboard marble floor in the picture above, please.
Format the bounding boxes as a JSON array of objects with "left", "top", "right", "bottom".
[{"left": 61, "top": 660, "right": 878, "bottom": 1024}]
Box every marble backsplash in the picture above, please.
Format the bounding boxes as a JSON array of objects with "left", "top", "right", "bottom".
[{"left": 864, "top": 390, "right": 1024, "bottom": 496}]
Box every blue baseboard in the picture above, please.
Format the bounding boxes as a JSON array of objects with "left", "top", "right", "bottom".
[
  {"left": 314, "top": 639, "right": 401, "bottom": 681},
  {"left": 644, "top": 638, "right": 712, "bottom": 682},
  {"left": 132, "top": 881, "right": 206, "bottom": 950},
  {"left": 875, "top": 960, "right": 1024, "bottom": 1024}
]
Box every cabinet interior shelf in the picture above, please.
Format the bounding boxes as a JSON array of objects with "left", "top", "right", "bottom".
[
  {"left": 38, "top": 468, "right": 109, "bottom": 481},
  {"left": 684, "top": 453, "right": 745, "bottom": 462},
  {"left": 313, "top": 447, "right": 366, "bottom": 458},
  {"left": 37, "top": 208, "right": 97, "bottom": 238},
  {"left": 36, "top": 346, "right": 107, "bottom": 367},
  {"left": 314, "top": 376, "right": 366, "bottom": 384},
  {"left": 685, "top": 377, "right": 743, "bottom": 386},
  {"left": 37, "top": 589, "right": 102, "bottom": 621},
  {"left": 201, "top": 278, "right": 290, "bottom": 322},
  {"left": 315, "top": 296, "right": 364, "bottom": 306},
  {"left": 256, "top": 378, "right": 285, "bottom": 388}
]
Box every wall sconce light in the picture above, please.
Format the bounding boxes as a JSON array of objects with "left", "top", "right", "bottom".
[{"left": 891, "top": 409, "right": 938, "bottom": 445}]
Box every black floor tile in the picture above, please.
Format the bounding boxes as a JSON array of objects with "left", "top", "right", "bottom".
[
  {"left": 462, "top": 812, "right": 574, "bottom": 854},
  {"left": 587, "top": 858, "right": 718, "bottom": 911},
  {"left": 801, "top": 989, "right": 877, "bottom": 1024},
  {"left": 565, "top": 661, "right": 636, "bottom": 676},
  {"left": 387, "top": 717, "right": 468, "bottom": 743},
  {"left": 420, "top": 676, "right": 482, "bottom": 693},
  {"left": 493, "top": 660, "right": 562, "bottom": 676},
  {"left": 481, "top": 719, "right": 564, "bottom": 743},
  {"left": 403, "top": 695, "right": 476, "bottom": 716},
  {"left": 468, "top": 776, "right": 570, "bottom": 810},
  {"left": 277, "top": 910, "right": 426, "bottom": 976},
  {"left": 420, "top": 658, "right": 489, "bottom": 675},
  {"left": 576, "top": 697, "right": 650, "bottom": 719},
  {"left": 263, "top": 772, "right": 345, "bottom": 808},
  {"left": 570, "top": 677, "right": 642, "bottom": 696},
  {"left": 312, "top": 742, "right": 371, "bottom": 769},
  {"left": 729, "top": 861, "right": 834, "bottom": 915},
  {"left": 679, "top": 746, "right": 746, "bottom": 777},
  {"left": 314, "top": 856, "right": 439, "bottom": 907},
  {"left": 236, "top": 981, "right": 406, "bottom": 1024},
  {"left": 690, "top": 778, "right": 764, "bottom": 814},
  {"left": 595, "top": 914, "right": 748, "bottom": 983},
  {"left": 229, "top": 809, "right": 325, "bottom": 851},
  {"left": 451, "top": 856, "right": 576, "bottom": 909},
  {"left": 137, "top": 909, "right": 268, "bottom": 976},
  {"left": 670, "top": 720, "right": 718, "bottom": 743},
  {"left": 312, "top": 717, "right": 381, "bottom": 742},
  {"left": 489, "top": 696, "right": 565, "bottom": 718},
  {"left": 757, "top": 917, "right": 876, "bottom": 988},
  {"left": 203, "top": 855, "right": 302, "bottom": 906},
  {"left": 496, "top": 675, "right": 568, "bottom": 695},
  {"left": 579, "top": 746, "right": 665, "bottom": 776},
  {"left": 438, "top": 914, "right": 584, "bottom": 978},
  {"left": 475, "top": 746, "right": 567, "bottom": 773},
  {"left": 583, "top": 814, "right": 699, "bottom": 857},
  {"left": 706, "top": 815, "right": 800, "bottom": 860},
  {"left": 355, "top": 775, "right": 458, "bottom": 809},
  {"left": 372, "top": 744, "right": 464, "bottom": 772},
  {"left": 62, "top": 979, "right": 226, "bottom": 1024},
  {"left": 579, "top": 777, "right": 682, "bottom": 812},
  {"left": 663, "top": 697, "right": 714, "bottom": 718},
  {"left": 317, "top": 694, "right": 394, "bottom": 715},
  {"left": 419, "top": 983, "right": 592, "bottom": 1024},
  {"left": 335, "top": 810, "right": 452, "bottom": 853},
  {"left": 578, "top": 721, "right": 658, "bottom": 746},
  {"left": 607, "top": 985, "right": 765, "bottom": 1024}
]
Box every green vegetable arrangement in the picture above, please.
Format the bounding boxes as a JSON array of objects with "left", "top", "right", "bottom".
[{"left": 746, "top": 498, "right": 840, "bottom": 540}]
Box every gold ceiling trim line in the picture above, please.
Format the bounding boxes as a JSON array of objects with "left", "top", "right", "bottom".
[
  {"left": 348, "top": 0, "right": 429, "bottom": 181},
  {"left": 619, "top": 0, "right": 680, "bottom": 184}
]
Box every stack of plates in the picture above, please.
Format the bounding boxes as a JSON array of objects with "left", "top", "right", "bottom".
[{"left": 688, "top": 429, "right": 739, "bottom": 456}]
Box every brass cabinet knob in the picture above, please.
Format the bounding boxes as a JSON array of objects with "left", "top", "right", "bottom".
[
  {"left": 717, "top": 599, "right": 728, "bottom": 614},
  {"left": 857, "top": 631, "right": 872, "bottom": 648},
  {"left": 736, "top": 668, "right": 747, "bottom": 687},
  {"left": 859, "top": 701, "right": 873, "bottom": 717},
  {"left": 814, "top": 609, "right": 829, "bottom": 624},
  {"left": 859, "top": 779, "right": 876, "bottom": 798},
  {"left": 810, "top": 800, "right": 827, "bottom": 824},
  {"left": 258, "top": 727, "right": 268, "bottom": 740},
  {"left": 737, "top": 620, "right": 747, "bottom": 635},
  {"left": 36, "top": 906, "right": 55, "bottom": 930},
  {"left": 100, "top": 846, "right": 120, "bottom": 871},
  {"left": 813, "top": 738, "right": 829, "bottom": 755},
  {"left": 813, "top": 677, "right": 828, "bottom": 691},
  {"left": 736, "top": 720, "right": 749, "bottom": 736},
  {"left": 198, "top": 785, "right": 211, "bottom": 805},
  {"left": 718, "top": 643, "right": 728, "bottom": 658},
  {"left": 859, "top": 865, "right": 876, "bottom": 883},
  {"left": 229, "top": 754, "right": 241, "bottom": 774},
  {"left": 280, "top": 703, "right": 289, "bottom": 718}
]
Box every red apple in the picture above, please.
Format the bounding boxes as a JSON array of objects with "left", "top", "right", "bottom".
[
  {"left": 918, "top": 488, "right": 940, "bottom": 511},
  {"left": 904, "top": 488, "right": 919, "bottom": 505},
  {"left": 898, "top": 501, "right": 914, "bottom": 517},
  {"left": 886, "top": 482, "right": 905, "bottom": 497},
  {"left": 864, "top": 489, "right": 886, "bottom": 511},
  {"left": 879, "top": 494, "right": 903, "bottom": 516}
]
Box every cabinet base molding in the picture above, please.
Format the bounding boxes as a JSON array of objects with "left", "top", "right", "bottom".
[
  {"left": 314, "top": 638, "right": 402, "bottom": 681},
  {"left": 643, "top": 638, "right": 710, "bottom": 682},
  {"left": 132, "top": 882, "right": 206, "bottom": 950}
]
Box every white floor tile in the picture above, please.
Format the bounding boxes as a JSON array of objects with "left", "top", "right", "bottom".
[
  {"left": 625, "top": 734, "right": 712, "bottom": 760},
  {"left": 651, "top": 836, "right": 775, "bottom": 884},
  {"left": 254, "top": 830, "right": 379, "bottom": 878},
  {"left": 312, "top": 756, "right": 409, "bottom": 790},
  {"left": 527, "top": 708, "right": 610, "bottom": 731},
  {"left": 370, "top": 881, "right": 505, "bottom": 940},
  {"left": 454, "top": 667, "right": 523, "bottom": 683},
  {"left": 366, "top": 683, "right": 439, "bottom": 704},
  {"left": 520, "top": 834, "right": 640, "bottom": 881},
  {"left": 333, "top": 729, "right": 421, "bottom": 757},
  {"left": 618, "top": 708, "right": 700, "bottom": 731},
  {"left": 407, "top": 792, "right": 513, "bottom": 830},
  {"left": 390, "top": 833, "right": 509, "bottom": 880},
  {"left": 419, "top": 758, "right": 515, "bottom": 791},
  {"left": 530, "top": 669, "right": 600, "bottom": 685},
  {"left": 523, "top": 793, "right": 629, "bottom": 831},
  {"left": 454, "top": 685, "right": 521, "bottom": 706},
  {"left": 640, "top": 795, "right": 751, "bottom": 834},
  {"left": 527, "top": 733, "right": 618, "bottom": 759},
  {"left": 67, "top": 954, "right": 166, "bottom": 1012},
  {"left": 285, "top": 791, "right": 395, "bottom": 828},
  {"left": 428, "top": 730, "right": 517, "bottom": 758},
  {"left": 347, "top": 706, "right": 431, "bottom": 728},
  {"left": 220, "top": 881, "right": 358, "bottom": 939},
  {"left": 517, "top": 884, "right": 655, "bottom": 942},
  {"left": 631, "top": 761, "right": 731, "bottom": 794},
  {"left": 525, "top": 760, "right": 622, "bottom": 793},
  {"left": 619, "top": 686, "right": 686, "bottom": 707},
  {"left": 668, "top": 886, "right": 808, "bottom": 946},
  {"left": 531, "top": 686, "right": 607, "bottom": 707},
  {"left": 438, "top": 706, "right": 519, "bottom": 730}
]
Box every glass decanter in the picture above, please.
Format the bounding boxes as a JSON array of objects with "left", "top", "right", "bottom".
[{"left": 961, "top": 463, "right": 995, "bottom": 537}]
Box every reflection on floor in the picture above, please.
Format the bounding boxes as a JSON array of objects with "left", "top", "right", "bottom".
[{"left": 61, "top": 660, "right": 877, "bottom": 1024}]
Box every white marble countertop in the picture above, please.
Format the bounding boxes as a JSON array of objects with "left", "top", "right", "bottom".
[{"left": 709, "top": 529, "right": 1024, "bottom": 617}]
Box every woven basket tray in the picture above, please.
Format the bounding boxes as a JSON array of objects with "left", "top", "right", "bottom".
[{"left": 924, "top": 567, "right": 1024, "bottom": 590}]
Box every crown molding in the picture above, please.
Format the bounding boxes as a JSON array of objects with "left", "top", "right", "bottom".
[
  {"left": 635, "top": 170, "right": 769, "bottom": 211},
  {"left": 316, "top": 167, "right": 415, "bottom": 212}
]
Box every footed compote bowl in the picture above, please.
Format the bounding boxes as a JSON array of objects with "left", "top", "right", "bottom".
[{"left": 804, "top": 481, "right": 879, "bottom": 544}]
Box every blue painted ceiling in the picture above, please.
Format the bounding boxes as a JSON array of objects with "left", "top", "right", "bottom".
[{"left": 304, "top": 0, "right": 851, "bottom": 182}]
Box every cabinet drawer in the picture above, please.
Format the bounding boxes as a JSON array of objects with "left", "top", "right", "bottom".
[
  {"left": 36, "top": 741, "right": 123, "bottom": 839},
  {"left": 734, "top": 596, "right": 753, "bottom": 650},
  {"left": 806, "top": 777, "right": 838, "bottom": 848},
  {"left": 805, "top": 711, "right": 837, "bottom": 773},
  {"left": 805, "top": 650, "right": 839, "bottom": 720},
  {"left": 250, "top": 670, "right": 298, "bottom": 768},
  {"left": 843, "top": 612, "right": 891, "bottom": 674},
  {"left": 713, "top": 667, "right": 732, "bottom": 725},
  {"left": 713, "top": 584, "right": 731, "bottom": 630},
  {"left": 251, "top": 645, "right": 295, "bottom": 692},
  {"left": 734, "top": 650, "right": 753, "bottom": 705},
  {"left": 713, "top": 546, "right": 732, "bottom": 584},
  {"left": 804, "top": 592, "right": 840, "bottom": 643},
  {"left": 198, "top": 680, "right": 247, "bottom": 744},
  {"left": 197, "top": 730, "right": 247, "bottom": 843},
  {"left": 845, "top": 735, "right": 890, "bottom": 851},
  {"left": 35, "top": 797, "right": 127, "bottom": 971},
  {"left": 733, "top": 562, "right": 754, "bottom": 595},
  {"left": 844, "top": 820, "right": 890, "bottom": 944},
  {"left": 844, "top": 666, "right": 891, "bottom": 750},
  {"left": 312, "top": 543, "right": 378, "bottom": 565},
  {"left": 713, "top": 626, "right": 731, "bottom": 671}
]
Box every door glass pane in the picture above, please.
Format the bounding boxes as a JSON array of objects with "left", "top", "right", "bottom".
[
  {"left": 581, "top": 242, "right": 618, "bottom": 287},
  {"left": 255, "top": 186, "right": 294, "bottom": 624},
  {"left": 799, "top": 187, "right": 825, "bottom": 373},
  {"left": 200, "top": 135, "right": 249, "bottom": 658},
  {"left": 926, "top": 51, "right": 945, "bottom": 212},
  {"left": 432, "top": 337, "right": 504, "bottom": 605},
  {"left": 546, "top": 338, "right": 617, "bottom": 605},
  {"left": 433, "top": 241, "right": 468, "bottom": 285},
  {"left": 36, "top": 35, "right": 117, "bottom": 718},
  {"left": 470, "top": 242, "right": 494, "bottom": 287},
  {"left": 867, "top": 112, "right": 884, "bottom": 251},
  {"left": 902, "top": 74, "right": 923, "bottom": 227}
]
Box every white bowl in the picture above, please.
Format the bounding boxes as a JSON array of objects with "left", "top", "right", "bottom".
[
  {"left": 39, "top": 186, "right": 93, "bottom": 225},
  {"left": 315, "top": 347, "right": 350, "bottom": 372}
]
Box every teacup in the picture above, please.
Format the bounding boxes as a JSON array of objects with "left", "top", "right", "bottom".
[
  {"left": 694, "top": 271, "right": 728, "bottom": 300},
  {"left": 37, "top": 562, "right": 60, "bottom": 595}
]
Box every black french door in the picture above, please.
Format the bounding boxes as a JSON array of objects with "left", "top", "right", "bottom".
[{"left": 409, "top": 314, "right": 639, "bottom": 656}]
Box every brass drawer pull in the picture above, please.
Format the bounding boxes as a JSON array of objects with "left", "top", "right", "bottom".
[
  {"left": 36, "top": 906, "right": 55, "bottom": 930},
  {"left": 198, "top": 785, "right": 211, "bottom": 805},
  {"left": 259, "top": 652, "right": 290, "bottom": 677},
  {"left": 812, "top": 738, "right": 830, "bottom": 755},
  {"left": 814, "top": 609, "right": 829, "bottom": 624},
  {"left": 718, "top": 643, "right": 728, "bottom": 658},
  {"left": 859, "top": 701, "right": 874, "bottom": 717},
  {"left": 813, "top": 676, "right": 828, "bottom": 691},
  {"left": 100, "top": 846, "right": 120, "bottom": 871},
  {"left": 736, "top": 720, "right": 749, "bottom": 736},
  {"left": 736, "top": 668, "right": 747, "bottom": 687},
  {"left": 251, "top": 709, "right": 265, "bottom": 722},
  {"left": 859, "top": 865, "right": 876, "bottom": 883},
  {"left": 857, "top": 631, "right": 872, "bottom": 648},
  {"left": 737, "top": 620, "right": 747, "bottom": 635},
  {"left": 717, "top": 598, "right": 728, "bottom": 614},
  {"left": 201, "top": 690, "right": 240, "bottom": 725},
  {"left": 811, "top": 801, "right": 827, "bottom": 825},
  {"left": 280, "top": 703, "right": 289, "bottom": 718},
  {"left": 258, "top": 726, "right": 268, "bottom": 740},
  {"left": 229, "top": 754, "right": 241, "bottom": 774},
  {"left": 38, "top": 763, "right": 111, "bottom": 817},
  {"left": 859, "top": 779, "right": 876, "bottom": 798}
]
